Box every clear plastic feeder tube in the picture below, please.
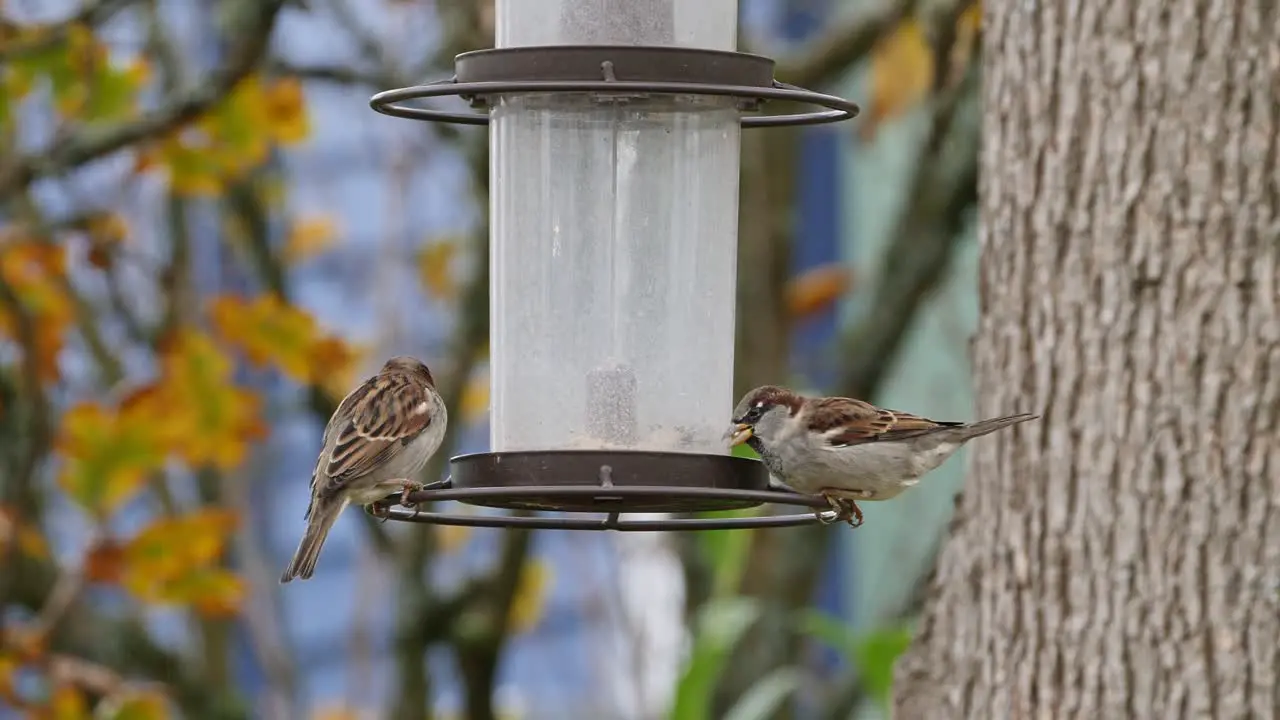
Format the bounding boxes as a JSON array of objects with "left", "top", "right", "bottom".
[{"left": 489, "top": 0, "right": 742, "bottom": 455}]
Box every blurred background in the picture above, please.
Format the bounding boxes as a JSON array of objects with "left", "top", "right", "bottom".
[{"left": 0, "top": 0, "right": 981, "bottom": 718}]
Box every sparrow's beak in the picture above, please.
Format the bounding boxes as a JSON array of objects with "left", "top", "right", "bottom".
[{"left": 726, "top": 423, "right": 754, "bottom": 447}]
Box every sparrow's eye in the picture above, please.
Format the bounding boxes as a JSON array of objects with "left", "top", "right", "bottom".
[{"left": 743, "top": 405, "right": 765, "bottom": 423}]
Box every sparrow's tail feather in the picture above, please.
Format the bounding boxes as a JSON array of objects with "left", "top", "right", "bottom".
[
  {"left": 954, "top": 413, "right": 1039, "bottom": 441},
  {"left": 280, "top": 497, "right": 347, "bottom": 583}
]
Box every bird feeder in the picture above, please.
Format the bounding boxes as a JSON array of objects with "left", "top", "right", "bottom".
[{"left": 370, "top": 0, "right": 858, "bottom": 530}]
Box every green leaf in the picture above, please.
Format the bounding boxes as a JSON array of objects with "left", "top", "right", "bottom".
[
  {"left": 795, "top": 611, "right": 914, "bottom": 710},
  {"left": 850, "top": 624, "right": 913, "bottom": 706},
  {"left": 669, "top": 597, "right": 762, "bottom": 720},
  {"left": 721, "top": 667, "right": 804, "bottom": 720}
]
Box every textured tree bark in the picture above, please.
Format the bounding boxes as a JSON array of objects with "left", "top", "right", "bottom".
[{"left": 894, "top": 0, "right": 1280, "bottom": 717}]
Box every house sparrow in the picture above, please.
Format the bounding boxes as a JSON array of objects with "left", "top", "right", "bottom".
[
  {"left": 726, "top": 385, "right": 1036, "bottom": 527},
  {"left": 280, "top": 356, "right": 446, "bottom": 582}
]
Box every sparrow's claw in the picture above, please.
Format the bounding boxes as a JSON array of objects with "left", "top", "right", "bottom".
[
  {"left": 369, "top": 502, "right": 393, "bottom": 523},
  {"left": 399, "top": 481, "right": 426, "bottom": 508},
  {"left": 819, "top": 492, "right": 864, "bottom": 528}
]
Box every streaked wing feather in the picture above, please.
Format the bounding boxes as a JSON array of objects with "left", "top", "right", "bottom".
[
  {"left": 324, "top": 372, "right": 436, "bottom": 483},
  {"left": 808, "top": 397, "right": 960, "bottom": 447}
]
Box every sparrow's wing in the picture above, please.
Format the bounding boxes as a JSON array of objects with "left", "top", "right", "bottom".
[
  {"left": 320, "top": 371, "right": 437, "bottom": 487},
  {"left": 807, "top": 397, "right": 962, "bottom": 448}
]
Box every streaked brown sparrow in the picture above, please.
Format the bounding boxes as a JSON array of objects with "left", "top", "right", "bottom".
[
  {"left": 726, "top": 385, "right": 1036, "bottom": 527},
  {"left": 280, "top": 356, "right": 446, "bottom": 582}
]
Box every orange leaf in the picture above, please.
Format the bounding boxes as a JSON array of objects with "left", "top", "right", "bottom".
[
  {"left": 786, "top": 264, "right": 855, "bottom": 321},
  {"left": 83, "top": 540, "right": 126, "bottom": 584},
  {"left": 864, "top": 19, "right": 933, "bottom": 140},
  {"left": 84, "top": 213, "right": 129, "bottom": 269},
  {"left": 0, "top": 505, "right": 49, "bottom": 559},
  {"left": 0, "top": 240, "right": 74, "bottom": 381},
  {"left": 210, "top": 293, "right": 357, "bottom": 387},
  {"left": 862, "top": 6, "right": 981, "bottom": 141}
]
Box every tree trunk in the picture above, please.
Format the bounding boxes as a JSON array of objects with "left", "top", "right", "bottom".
[{"left": 894, "top": 0, "right": 1280, "bottom": 716}]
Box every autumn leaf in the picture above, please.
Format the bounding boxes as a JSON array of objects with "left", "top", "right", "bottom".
[
  {"left": 786, "top": 263, "right": 855, "bottom": 321},
  {"left": 508, "top": 559, "right": 552, "bottom": 634},
  {"left": 417, "top": 239, "right": 460, "bottom": 301},
  {"left": 284, "top": 215, "right": 338, "bottom": 263},
  {"left": 434, "top": 525, "right": 472, "bottom": 554},
  {"left": 40, "top": 684, "right": 90, "bottom": 720},
  {"left": 862, "top": 4, "right": 981, "bottom": 141},
  {"left": 0, "top": 239, "right": 74, "bottom": 381},
  {"left": 150, "top": 330, "right": 266, "bottom": 470},
  {"left": 56, "top": 402, "right": 166, "bottom": 517},
  {"left": 121, "top": 509, "right": 244, "bottom": 615},
  {"left": 311, "top": 337, "right": 366, "bottom": 402},
  {"left": 95, "top": 689, "right": 171, "bottom": 720},
  {"left": 84, "top": 213, "right": 129, "bottom": 269},
  {"left": 460, "top": 370, "right": 489, "bottom": 423},
  {"left": 0, "top": 505, "right": 49, "bottom": 559},
  {"left": 209, "top": 294, "right": 358, "bottom": 388},
  {"left": 262, "top": 77, "right": 310, "bottom": 144},
  {"left": 83, "top": 540, "right": 126, "bottom": 584}
]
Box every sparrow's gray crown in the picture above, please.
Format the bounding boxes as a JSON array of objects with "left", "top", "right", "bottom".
[{"left": 381, "top": 355, "right": 435, "bottom": 386}]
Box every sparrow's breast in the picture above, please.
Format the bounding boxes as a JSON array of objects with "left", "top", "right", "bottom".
[{"left": 792, "top": 441, "right": 941, "bottom": 500}]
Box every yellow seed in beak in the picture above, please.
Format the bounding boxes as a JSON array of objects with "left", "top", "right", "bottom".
[{"left": 728, "top": 424, "right": 754, "bottom": 447}]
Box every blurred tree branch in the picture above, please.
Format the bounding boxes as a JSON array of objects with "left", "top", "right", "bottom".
[
  {"left": 0, "top": 0, "right": 286, "bottom": 199},
  {"left": 720, "top": 12, "right": 982, "bottom": 718},
  {"left": 0, "top": 0, "right": 139, "bottom": 62}
]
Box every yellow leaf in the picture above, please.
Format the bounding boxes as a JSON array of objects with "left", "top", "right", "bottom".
[
  {"left": 434, "top": 525, "right": 472, "bottom": 554},
  {"left": 507, "top": 559, "right": 551, "bottom": 634},
  {"left": 210, "top": 294, "right": 358, "bottom": 388},
  {"left": 43, "top": 685, "right": 90, "bottom": 720},
  {"left": 122, "top": 509, "right": 243, "bottom": 614},
  {"left": 151, "top": 330, "right": 266, "bottom": 469},
  {"left": 785, "top": 264, "right": 855, "bottom": 321},
  {"left": 56, "top": 403, "right": 166, "bottom": 517},
  {"left": 460, "top": 370, "right": 489, "bottom": 423},
  {"left": 416, "top": 240, "right": 459, "bottom": 301},
  {"left": 263, "top": 77, "right": 310, "bottom": 144},
  {"left": 863, "top": 5, "right": 981, "bottom": 140},
  {"left": 284, "top": 216, "right": 338, "bottom": 263},
  {"left": 95, "top": 689, "right": 171, "bottom": 720},
  {"left": 864, "top": 19, "right": 932, "bottom": 140}
]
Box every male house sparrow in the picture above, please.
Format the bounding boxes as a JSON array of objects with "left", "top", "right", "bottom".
[
  {"left": 280, "top": 356, "right": 447, "bottom": 582},
  {"left": 726, "top": 385, "right": 1036, "bottom": 527}
]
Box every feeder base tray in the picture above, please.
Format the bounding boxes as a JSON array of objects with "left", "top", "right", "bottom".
[{"left": 370, "top": 450, "right": 833, "bottom": 531}]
